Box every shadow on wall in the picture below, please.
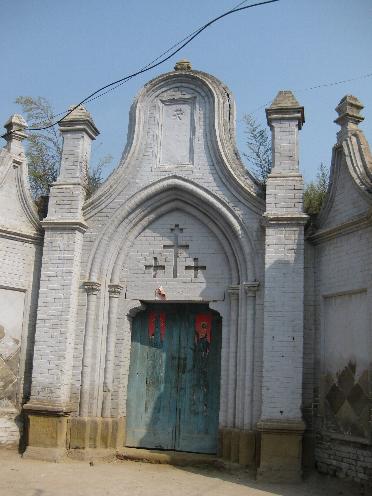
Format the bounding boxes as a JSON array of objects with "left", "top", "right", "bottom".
[
  {"left": 262, "top": 229, "right": 305, "bottom": 421},
  {"left": 21, "top": 248, "right": 43, "bottom": 407}
]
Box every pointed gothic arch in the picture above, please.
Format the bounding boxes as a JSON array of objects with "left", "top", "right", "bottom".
[{"left": 87, "top": 175, "right": 257, "bottom": 285}]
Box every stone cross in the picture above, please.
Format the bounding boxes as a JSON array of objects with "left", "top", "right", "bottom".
[
  {"left": 185, "top": 258, "right": 206, "bottom": 279},
  {"left": 145, "top": 257, "right": 165, "bottom": 278},
  {"left": 163, "top": 224, "right": 189, "bottom": 278}
]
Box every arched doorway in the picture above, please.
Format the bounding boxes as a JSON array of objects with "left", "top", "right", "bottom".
[{"left": 126, "top": 303, "right": 222, "bottom": 454}]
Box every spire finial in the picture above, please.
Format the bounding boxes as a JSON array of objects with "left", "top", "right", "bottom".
[
  {"left": 174, "top": 59, "right": 192, "bottom": 71},
  {"left": 2, "top": 114, "right": 28, "bottom": 157},
  {"left": 334, "top": 95, "right": 364, "bottom": 142},
  {"left": 266, "top": 90, "right": 305, "bottom": 129}
]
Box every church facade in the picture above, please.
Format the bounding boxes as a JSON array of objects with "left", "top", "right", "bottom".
[{"left": 0, "top": 60, "right": 371, "bottom": 484}]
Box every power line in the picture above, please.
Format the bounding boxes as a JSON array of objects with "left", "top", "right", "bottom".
[
  {"left": 248, "top": 71, "right": 372, "bottom": 115},
  {"left": 23, "top": 0, "right": 279, "bottom": 132},
  {"left": 78, "top": 0, "right": 255, "bottom": 108},
  {"left": 299, "top": 71, "right": 372, "bottom": 92}
]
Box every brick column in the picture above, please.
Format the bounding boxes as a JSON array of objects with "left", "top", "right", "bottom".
[
  {"left": 24, "top": 106, "right": 99, "bottom": 461},
  {"left": 101, "top": 284, "right": 123, "bottom": 418},
  {"left": 257, "top": 92, "right": 307, "bottom": 481}
]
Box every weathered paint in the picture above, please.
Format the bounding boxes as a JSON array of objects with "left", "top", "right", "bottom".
[{"left": 126, "top": 304, "right": 221, "bottom": 454}]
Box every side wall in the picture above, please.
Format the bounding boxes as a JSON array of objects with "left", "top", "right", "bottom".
[
  {"left": 313, "top": 224, "right": 372, "bottom": 485},
  {"left": 0, "top": 145, "right": 42, "bottom": 446},
  {"left": 0, "top": 234, "right": 42, "bottom": 445}
]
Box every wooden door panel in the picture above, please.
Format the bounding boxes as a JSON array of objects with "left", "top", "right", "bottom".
[
  {"left": 126, "top": 309, "right": 178, "bottom": 449},
  {"left": 176, "top": 308, "right": 221, "bottom": 453},
  {"left": 126, "top": 304, "right": 221, "bottom": 454}
]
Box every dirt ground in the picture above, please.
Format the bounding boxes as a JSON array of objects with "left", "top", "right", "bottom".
[{"left": 0, "top": 449, "right": 366, "bottom": 496}]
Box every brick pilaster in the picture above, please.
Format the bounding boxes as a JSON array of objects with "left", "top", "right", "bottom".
[
  {"left": 258, "top": 91, "right": 307, "bottom": 482},
  {"left": 25, "top": 107, "right": 99, "bottom": 415}
]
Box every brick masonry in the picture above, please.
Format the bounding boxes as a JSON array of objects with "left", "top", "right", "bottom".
[
  {"left": 0, "top": 124, "right": 42, "bottom": 445},
  {"left": 308, "top": 96, "right": 372, "bottom": 486},
  {"left": 0, "top": 66, "right": 371, "bottom": 485}
]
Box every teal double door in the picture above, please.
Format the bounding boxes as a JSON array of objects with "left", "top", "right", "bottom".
[{"left": 126, "top": 304, "right": 222, "bottom": 454}]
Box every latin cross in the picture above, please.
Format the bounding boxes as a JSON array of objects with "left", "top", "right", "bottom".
[
  {"left": 145, "top": 257, "right": 165, "bottom": 278},
  {"left": 163, "top": 224, "right": 189, "bottom": 278},
  {"left": 185, "top": 258, "right": 206, "bottom": 279}
]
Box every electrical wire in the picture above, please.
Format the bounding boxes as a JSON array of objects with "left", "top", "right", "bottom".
[
  {"left": 23, "top": 0, "right": 279, "bottom": 132},
  {"left": 248, "top": 71, "right": 372, "bottom": 115},
  {"left": 77, "top": 0, "right": 255, "bottom": 108},
  {"left": 30, "top": 0, "right": 254, "bottom": 123}
]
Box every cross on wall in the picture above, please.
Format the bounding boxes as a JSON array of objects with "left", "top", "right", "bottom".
[
  {"left": 163, "top": 224, "right": 189, "bottom": 278},
  {"left": 145, "top": 257, "right": 165, "bottom": 278},
  {"left": 185, "top": 258, "right": 206, "bottom": 279}
]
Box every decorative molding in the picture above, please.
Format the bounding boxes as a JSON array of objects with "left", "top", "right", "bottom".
[
  {"left": 243, "top": 281, "right": 259, "bottom": 296},
  {"left": 256, "top": 419, "right": 306, "bottom": 434},
  {"left": 308, "top": 211, "right": 372, "bottom": 244},
  {"left": 86, "top": 176, "right": 256, "bottom": 285},
  {"left": 108, "top": 284, "right": 123, "bottom": 298},
  {"left": 13, "top": 158, "right": 42, "bottom": 232},
  {"left": 228, "top": 285, "right": 240, "bottom": 298},
  {"left": 23, "top": 400, "right": 74, "bottom": 416},
  {"left": 83, "top": 281, "right": 101, "bottom": 295},
  {"left": 0, "top": 149, "right": 41, "bottom": 234},
  {"left": 262, "top": 212, "right": 308, "bottom": 226},
  {"left": 343, "top": 133, "right": 372, "bottom": 196},
  {"left": 321, "top": 288, "right": 367, "bottom": 299},
  {"left": 83, "top": 70, "right": 265, "bottom": 220},
  {"left": 316, "top": 131, "right": 372, "bottom": 232},
  {"left": 157, "top": 97, "right": 196, "bottom": 167},
  {"left": 0, "top": 284, "right": 26, "bottom": 293},
  {"left": 0, "top": 227, "right": 43, "bottom": 245},
  {"left": 41, "top": 219, "right": 88, "bottom": 233},
  {"left": 58, "top": 105, "right": 99, "bottom": 141},
  {"left": 268, "top": 172, "right": 303, "bottom": 179}
]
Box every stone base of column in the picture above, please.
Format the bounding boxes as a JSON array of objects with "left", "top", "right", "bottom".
[
  {"left": 69, "top": 417, "right": 125, "bottom": 450},
  {"left": 23, "top": 409, "right": 126, "bottom": 461},
  {"left": 256, "top": 420, "right": 305, "bottom": 482},
  {"left": 218, "top": 428, "right": 257, "bottom": 466},
  {"left": 23, "top": 413, "right": 69, "bottom": 462}
]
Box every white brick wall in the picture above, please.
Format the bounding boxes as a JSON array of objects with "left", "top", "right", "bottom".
[
  {"left": 311, "top": 118, "right": 372, "bottom": 483},
  {"left": 27, "top": 107, "right": 97, "bottom": 412},
  {"left": 271, "top": 121, "right": 299, "bottom": 172},
  {"left": 0, "top": 148, "right": 42, "bottom": 445},
  {"left": 262, "top": 225, "right": 305, "bottom": 419},
  {"left": 261, "top": 97, "right": 306, "bottom": 423},
  {"left": 69, "top": 73, "right": 265, "bottom": 427},
  {"left": 30, "top": 228, "right": 84, "bottom": 404}
]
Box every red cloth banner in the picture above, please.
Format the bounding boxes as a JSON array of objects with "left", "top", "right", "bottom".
[
  {"left": 148, "top": 311, "right": 166, "bottom": 341},
  {"left": 159, "top": 312, "right": 166, "bottom": 341},
  {"left": 148, "top": 311, "right": 156, "bottom": 338},
  {"left": 195, "top": 313, "right": 212, "bottom": 345}
]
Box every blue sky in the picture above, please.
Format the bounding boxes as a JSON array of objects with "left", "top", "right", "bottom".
[{"left": 1, "top": 0, "right": 372, "bottom": 183}]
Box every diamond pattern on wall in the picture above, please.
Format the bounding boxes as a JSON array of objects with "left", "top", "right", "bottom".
[
  {"left": 347, "top": 383, "right": 368, "bottom": 417},
  {"left": 326, "top": 384, "right": 345, "bottom": 415},
  {"left": 338, "top": 366, "right": 355, "bottom": 396},
  {"left": 322, "top": 361, "right": 371, "bottom": 439}
]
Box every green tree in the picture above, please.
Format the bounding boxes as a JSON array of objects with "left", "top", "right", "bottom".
[
  {"left": 15, "top": 96, "right": 111, "bottom": 199},
  {"left": 243, "top": 113, "right": 329, "bottom": 215},
  {"left": 243, "top": 113, "right": 272, "bottom": 184},
  {"left": 303, "top": 162, "right": 329, "bottom": 215}
]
